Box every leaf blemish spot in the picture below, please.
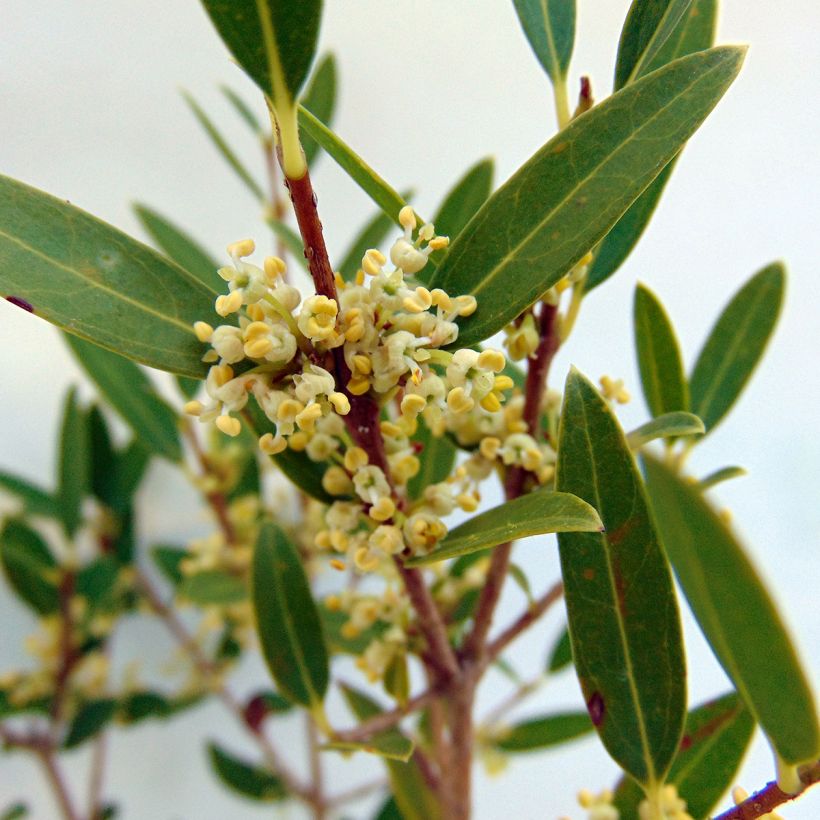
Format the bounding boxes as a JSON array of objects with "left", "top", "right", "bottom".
[
  {"left": 5, "top": 295, "right": 34, "bottom": 313},
  {"left": 587, "top": 691, "right": 605, "bottom": 726},
  {"left": 582, "top": 567, "right": 595, "bottom": 580}
]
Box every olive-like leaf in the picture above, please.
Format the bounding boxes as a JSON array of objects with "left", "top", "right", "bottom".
[
  {"left": 633, "top": 283, "right": 688, "bottom": 418},
  {"left": 151, "top": 545, "right": 186, "bottom": 587},
  {"left": 207, "top": 742, "right": 287, "bottom": 802},
  {"left": 698, "top": 466, "right": 746, "bottom": 492},
  {"left": 643, "top": 454, "right": 820, "bottom": 766},
  {"left": 614, "top": 692, "right": 755, "bottom": 820},
  {"left": 407, "top": 419, "right": 457, "bottom": 501},
  {"left": 512, "top": 0, "right": 576, "bottom": 84},
  {"left": 404, "top": 489, "right": 602, "bottom": 567},
  {"left": 178, "top": 570, "right": 247, "bottom": 605},
  {"left": 585, "top": 0, "right": 718, "bottom": 292},
  {"left": 58, "top": 387, "right": 90, "bottom": 537},
  {"left": 252, "top": 521, "right": 328, "bottom": 706},
  {"left": 626, "top": 412, "right": 703, "bottom": 450},
  {"left": 547, "top": 626, "right": 573, "bottom": 673},
  {"left": 615, "top": 0, "right": 694, "bottom": 89},
  {"left": 431, "top": 158, "right": 494, "bottom": 243},
  {"left": 200, "top": 0, "right": 322, "bottom": 104},
  {"left": 76, "top": 556, "right": 120, "bottom": 611},
  {"left": 220, "top": 86, "right": 263, "bottom": 136},
  {"left": 301, "top": 54, "right": 337, "bottom": 167},
  {"left": 133, "top": 204, "right": 219, "bottom": 289},
  {"left": 0, "top": 472, "right": 59, "bottom": 519},
  {"left": 65, "top": 335, "right": 182, "bottom": 462},
  {"left": 341, "top": 686, "right": 441, "bottom": 820},
  {"left": 689, "top": 263, "right": 785, "bottom": 434},
  {"left": 492, "top": 711, "right": 592, "bottom": 752},
  {"left": 430, "top": 47, "right": 746, "bottom": 348},
  {"left": 320, "top": 605, "right": 388, "bottom": 656},
  {"left": 373, "top": 797, "right": 403, "bottom": 820},
  {"left": 556, "top": 368, "right": 685, "bottom": 786},
  {"left": 0, "top": 519, "right": 59, "bottom": 615},
  {"left": 64, "top": 699, "right": 117, "bottom": 749},
  {"left": 0, "top": 175, "right": 217, "bottom": 378},
  {"left": 325, "top": 730, "right": 414, "bottom": 763},
  {"left": 182, "top": 91, "right": 265, "bottom": 202}
]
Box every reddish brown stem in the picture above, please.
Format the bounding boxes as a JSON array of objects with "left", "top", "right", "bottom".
[
  {"left": 332, "top": 687, "right": 437, "bottom": 743},
  {"left": 51, "top": 570, "right": 78, "bottom": 726},
  {"left": 712, "top": 761, "right": 820, "bottom": 820}
]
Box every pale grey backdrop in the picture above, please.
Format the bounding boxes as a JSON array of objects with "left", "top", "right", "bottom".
[{"left": 1, "top": 1, "right": 818, "bottom": 818}]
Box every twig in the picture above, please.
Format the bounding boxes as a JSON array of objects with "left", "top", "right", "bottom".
[
  {"left": 87, "top": 731, "right": 108, "bottom": 820},
  {"left": 35, "top": 747, "right": 82, "bottom": 820},
  {"left": 332, "top": 687, "right": 437, "bottom": 743},
  {"left": 306, "top": 715, "right": 326, "bottom": 820},
  {"left": 712, "top": 760, "right": 820, "bottom": 820}
]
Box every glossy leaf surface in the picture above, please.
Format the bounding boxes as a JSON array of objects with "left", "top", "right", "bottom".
[
  {"left": 300, "top": 54, "right": 337, "bottom": 167},
  {"left": 644, "top": 455, "right": 819, "bottom": 765},
  {"left": 614, "top": 692, "right": 755, "bottom": 820},
  {"left": 0, "top": 175, "right": 216, "bottom": 377},
  {"left": 493, "top": 711, "right": 592, "bottom": 752},
  {"left": 626, "top": 412, "right": 703, "bottom": 450},
  {"left": 689, "top": 263, "right": 785, "bottom": 434},
  {"left": 405, "top": 489, "right": 602, "bottom": 567},
  {"left": 252, "top": 522, "right": 328, "bottom": 706},
  {"left": 556, "top": 369, "right": 685, "bottom": 786},
  {"left": 633, "top": 283, "right": 688, "bottom": 418},
  {"left": 431, "top": 47, "right": 745, "bottom": 348},
  {"left": 431, "top": 158, "right": 494, "bottom": 245},
  {"left": 512, "top": 0, "right": 575, "bottom": 83},
  {"left": 207, "top": 742, "right": 286, "bottom": 802},
  {"left": 200, "top": 0, "right": 321, "bottom": 102},
  {"left": 65, "top": 335, "right": 182, "bottom": 462}
]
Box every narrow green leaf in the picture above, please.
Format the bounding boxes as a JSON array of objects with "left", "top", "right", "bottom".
[
  {"left": 432, "top": 158, "right": 494, "bottom": 244},
  {"left": 0, "top": 472, "right": 59, "bottom": 519},
  {"left": 220, "top": 85, "right": 263, "bottom": 136},
  {"left": 614, "top": 692, "right": 755, "bottom": 820},
  {"left": 585, "top": 0, "right": 718, "bottom": 292},
  {"left": 626, "top": 412, "right": 704, "bottom": 449},
  {"left": 301, "top": 54, "right": 337, "bottom": 167},
  {"left": 431, "top": 47, "right": 746, "bottom": 348},
  {"left": 65, "top": 335, "right": 182, "bottom": 462},
  {"left": 508, "top": 563, "right": 534, "bottom": 604},
  {"left": 384, "top": 653, "right": 410, "bottom": 707},
  {"left": 200, "top": 0, "right": 322, "bottom": 103},
  {"left": 64, "top": 699, "right": 116, "bottom": 749},
  {"left": 151, "top": 545, "right": 186, "bottom": 586},
  {"left": 267, "top": 219, "right": 308, "bottom": 270},
  {"left": 337, "top": 190, "right": 414, "bottom": 281},
  {"left": 698, "top": 466, "right": 747, "bottom": 492},
  {"left": 183, "top": 92, "right": 265, "bottom": 202},
  {"left": 320, "top": 604, "right": 388, "bottom": 655},
  {"left": 407, "top": 418, "right": 456, "bottom": 501},
  {"left": 109, "top": 441, "right": 151, "bottom": 515},
  {"left": 547, "top": 626, "right": 573, "bottom": 673},
  {"left": 76, "top": 557, "right": 120, "bottom": 611},
  {"left": 87, "top": 406, "right": 117, "bottom": 505},
  {"left": 633, "top": 283, "right": 688, "bottom": 417},
  {"left": 512, "top": 0, "right": 576, "bottom": 83},
  {"left": 615, "top": 0, "right": 694, "bottom": 89},
  {"left": 689, "top": 263, "right": 785, "bottom": 434},
  {"left": 179, "top": 570, "right": 247, "bottom": 605},
  {"left": 207, "top": 742, "right": 287, "bottom": 802},
  {"left": 133, "top": 203, "right": 220, "bottom": 289},
  {"left": 252, "top": 522, "right": 328, "bottom": 706},
  {"left": 58, "top": 387, "right": 89, "bottom": 537},
  {"left": 644, "top": 455, "right": 820, "bottom": 765},
  {"left": 118, "top": 691, "right": 173, "bottom": 724},
  {"left": 298, "top": 108, "right": 414, "bottom": 230},
  {"left": 0, "top": 803, "right": 28, "bottom": 820},
  {"left": 373, "top": 797, "right": 403, "bottom": 820},
  {"left": 405, "top": 489, "right": 602, "bottom": 567},
  {"left": 0, "top": 519, "right": 60, "bottom": 615},
  {"left": 341, "top": 686, "right": 442, "bottom": 820},
  {"left": 0, "top": 174, "right": 217, "bottom": 377},
  {"left": 493, "top": 711, "right": 592, "bottom": 752},
  {"left": 556, "top": 368, "right": 686, "bottom": 786}
]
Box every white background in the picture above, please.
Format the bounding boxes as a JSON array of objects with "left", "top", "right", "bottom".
[{"left": 1, "top": 1, "right": 818, "bottom": 818}]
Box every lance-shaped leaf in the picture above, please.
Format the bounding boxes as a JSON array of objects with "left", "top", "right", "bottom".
[
  {"left": 512, "top": 0, "right": 576, "bottom": 85},
  {"left": 301, "top": 54, "right": 337, "bottom": 167},
  {"left": 432, "top": 158, "right": 494, "bottom": 244},
  {"left": 633, "top": 283, "right": 688, "bottom": 418},
  {"left": 643, "top": 455, "right": 820, "bottom": 766},
  {"left": 207, "top": 742, "right": 287, "bottom": 802},
  {"left": 200, "top": 0, "right": 321, "bottom": 104},
  {"left": 614, "top": 692, "right": 755, "bottom": 820},
  {"left": 183, "top": 92, "right": 265, "bottom": 202},
  {"left": 615, "top": 0, "right": 694, "bottom": 89},
  {"left": 0, "top": 175, "right": 217, "bottom": 377},
  {"left": 492, "top": 711, "right": 592, "bottom": 752},
  {"left": 407, "top": 419, "right": 456, "bottom": 501},
  {"left": 133, "top": 204, "right": 219, "bottom": 289},
  {"left": 547, "top": 626, "right": 573, "bottom": 673},
  {"left": 298, "top": 108, "right": 415, "bottom": 229},
  {"left": 252, "top": 522, "right": 328, "bottom": 707},
  {"left": 430, "top": 47, "right": 745, "bottom": 348},
  {"left": 63, "top": 699, "right": 117, "bottom": 749},
  {"left": 404, "top": 489, "right": 602, "bottom": 567},
  {"left": 699, "top": 466, "right": 746, "bottom": 492},
  {"left": 58, "top": 387, "right": 90, "bottom": 537},
  {"left": 689, "top": 263, "right": 785, "bottom": 434},
  {"left": 626, "top": 412, "right": 703, "bottom": 450},
  {"left": 65, "top": 335, "right": 182, "bottom": 462},
  {"left": 556, "top": 369, "right": 686, "bottom": 787},
  {"left": 0, "top": 519, "right": 59, "bottom": 615},
  {"left": 585, "top": 0, "right": 718, "bottom": 292},
  {"left": 341, "top": 686, "right": 442, "bottom": 820},
  {"left": 220, "top": 86, "right": 263, "bottom": 136},
  {"left": 374, "top": 797, "right": 403, "bottom": 820},
  {"left": 179, "top": 570, "right": 247, "bottom": 605},
  {"left": 0, "top": 472, "right": 59, "bottom": 520},
  {"left": 325, "top": 730, "right": 414, "bottom": 762}
]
